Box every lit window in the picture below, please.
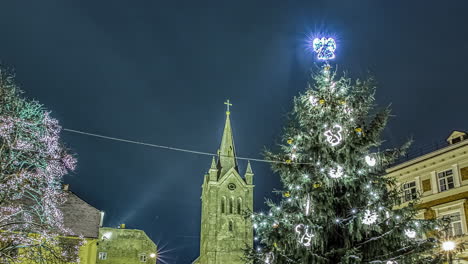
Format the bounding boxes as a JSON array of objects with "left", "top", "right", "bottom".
[
  {"left": 403, "top": 181, "right": 417, "bottom": 201},
  {"left": 139, "top": 254, "right": 147, "bottom": 262},
  {"left": 438, "top": 169, "right": 455, "bottom": 192},
  {"left": 98, "top": 252, "right": 107, "bottom": 260},
  {"left": 443, "top": 212, "right": 463, "bottom": 236}
]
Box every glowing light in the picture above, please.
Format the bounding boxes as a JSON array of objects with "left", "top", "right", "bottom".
[
  {"left": 265, "top": 252, "right": 275, "bottom": 264},
  {"left": 329, "top": 166, "right": 344, "bottom": 179},
  {"left": 309, "top": 95, "right": 318, "bottom": 106},
  {"left": 442, "top": 241, "right": 456, "bottom": 251},
  {"left": 362, "top": 210, "right": 378, "bottom": 225},
  {"left": 102, "top": 232, "right": 112, "bottom": 240},
  {"left": 365, "top": 155, "right": 377, "bottom": 167},
  {"left": 312, "top": 37, "right": 336, "bottom": 60},
  {"left": 324, "top": 124, "right": 343, "bottom": 146},
  {"left": 405, "top": 229, "right": 416, "bottom": 238},
  {"left": 150, "top": 253, "right": 157, "bottom": 258}
]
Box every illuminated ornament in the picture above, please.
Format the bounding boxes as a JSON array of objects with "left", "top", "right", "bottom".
[
  {"left": 309, "top": 95, "right": 318, "bottom": 106},
  {"left": 312, "top": 37, "right": 336, "bottom": 60},
  {"left": 404, "top": 229, "right": 416, "bottom": 239},
  {"left": 283, "top": 191, "right": 291, "bottom": 198},
  {"left": 362, "top": 210, "right": 378, "bottom": 225},
  {"left": 386, "top": 261, "right": 397, "bottom": 264},
  {"left": 355, "top": 127, "right": 363, "bottom": 135},
  {"left": 272, "top": 222, "right": 279, "bottom": 228},
  {"left": 329, "top": 166, "right": 344, "bottom": 179},
  {"left": 324, "top": 124, "right": 343, "bottom": 146},
  {"left": 150, "top": 253, "right": 157, "bottom": 258},
  {"left": 365, "top": 155, "right": 377, "bottom": 167},
  {"left": 295, "top": 224, "right": 314, "bottom": 246}
]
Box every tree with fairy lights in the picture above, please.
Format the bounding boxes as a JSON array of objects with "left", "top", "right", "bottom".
[
  {"left": 0, "top": 69, "right": 80, "bottom": 263},
  {"left": 247, "top": 38, "right": 443, "bottom": 264}
]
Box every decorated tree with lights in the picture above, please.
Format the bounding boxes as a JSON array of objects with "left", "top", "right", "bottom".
[
  {"left": 0, "top": 69, "right": 80, "bottom": 263},
  {"left": 248, "top": 38, "right": 445, "bottom": 264}
]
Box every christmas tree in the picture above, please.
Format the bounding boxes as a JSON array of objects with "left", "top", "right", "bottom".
[{"left": 249, "top": 38, "right": 443, "bottom": 264}]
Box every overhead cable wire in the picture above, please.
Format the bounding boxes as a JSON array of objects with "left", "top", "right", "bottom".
[{"left": 63, "top": 128, "right": 310, "bottom": 165}]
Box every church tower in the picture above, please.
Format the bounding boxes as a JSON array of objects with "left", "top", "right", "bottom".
[{"left": 193, "top": 102, "right": 254, "bottom": 264}]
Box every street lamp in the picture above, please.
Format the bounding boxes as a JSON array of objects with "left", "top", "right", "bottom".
[{"left": 442, "top": 240, "right": 456, "bottom": 264}]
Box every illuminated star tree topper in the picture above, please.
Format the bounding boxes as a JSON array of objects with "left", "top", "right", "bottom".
[{"left": 312, "top": 37, "right": 336, "bottom": 60}]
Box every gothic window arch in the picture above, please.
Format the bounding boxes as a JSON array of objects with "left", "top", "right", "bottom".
[
  {"left": 221, "top": 196, "right": 226, "bottom": 214},
  {"left": 229, "top": 197, "right": 234, "bottom": 214},
  {"left": 237, "top": 197, "right": 242, "bottom": 214},
  {"left": 229, "top": 220, "right": 234, "bottom": 232}
]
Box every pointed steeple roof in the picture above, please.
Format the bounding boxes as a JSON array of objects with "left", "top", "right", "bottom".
[
  {"left": 245, "top": 161, "right": 253, "bottom": 174},
  {"left": 210, "top": 156, "right": 217, "bottom": 170},
  {"left": 218, "top": 101, "right": 238, "bottom": 175}
]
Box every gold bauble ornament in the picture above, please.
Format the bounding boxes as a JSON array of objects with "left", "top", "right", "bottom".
[
  {"left": 313, "top": 182, "right": 322, "bottom": 188},
  {"left": 287, "top": 138, "right": 293, "bottom": 144},
  {"left": 319, "top": 99, "right": 325, "bottom": 105},
  {"left": 283, "top": 191, "right": 291, "bottom": 198},
  {"left": 285, "top": 159, "right": 292, "bottom": 164}
]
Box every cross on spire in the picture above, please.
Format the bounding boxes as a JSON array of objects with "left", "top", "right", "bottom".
[{"left": 224, "top": 99, "right": 232, "bottom": 115}]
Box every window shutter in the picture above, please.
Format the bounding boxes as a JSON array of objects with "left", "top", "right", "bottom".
[
  {"left": 461, "top": 167, "right": 468, "bottom": 181},
  {"left": 422, "top": 179, "right": 432, "bottom": 192}
]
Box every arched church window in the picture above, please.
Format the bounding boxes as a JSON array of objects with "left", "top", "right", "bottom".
[
  {"left": 237, "top": 198, "right": 242, "bottom": 214},
  {"left": 221, "top": 197, "right": 226, "bottom": 214},
  {"left": 229, "top": 220, "right": 233, "bottom": 232},
  {"left": 229, "top": 198, "right": 234, "bottom": 214}
]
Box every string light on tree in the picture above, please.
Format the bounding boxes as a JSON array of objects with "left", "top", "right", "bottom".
[
  {"left": 365, "top": 155, "right": 377, "bottom": 167},
  {"left": 328, "top": 165, "right": 344, "bottom": 179},
  {"left": 362, "top": 210, "right": 378, "bottom": 225},
  {"left": 405, "top": 229, "right": 416, "bottom": 239},
  {"left": 264, "top": 252, "right": 275, "bottom": 264},
  {"left": 309, "top": 95, "right": 318, "bottom": 106}
]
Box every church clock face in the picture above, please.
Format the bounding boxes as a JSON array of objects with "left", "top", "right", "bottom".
[{"left": 228, "top": 183, "right": 236, "bottom": 190}]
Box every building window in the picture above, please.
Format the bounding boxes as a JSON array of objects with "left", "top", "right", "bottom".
[
  {"left": 139, "top": 254, "right": 147, "bottom": 262},
  {"left": 443, "top": 212, "right": 463, "bottom": 236},
  {"left": 403, "top": 181, "right": 417, "bottom": 201},
  {"left": 221, "top": 197, "right": 226, "bottom": 214},
  {"left": 98, "top": 252, "right": 107, "bottom": 260},
  {"left": 229, "top": 198, "right": 234, "bottom": 214},
  {"left": 229, "top": 220, "right": 233, "bottom": 232},
  {"left": 237, "top": 198, "right": 242, "bottom": 214},
  {"left": 438, "top": 169, "right": 455, "bottom": 192}
]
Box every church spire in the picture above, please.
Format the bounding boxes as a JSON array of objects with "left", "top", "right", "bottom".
[{"left": 218, "top": 100, "right": 238, "bottom": 174}]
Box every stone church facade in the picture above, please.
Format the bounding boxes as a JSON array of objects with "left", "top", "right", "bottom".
[{"left": 193, "top": 107, "right": 254, "bottom": 264}]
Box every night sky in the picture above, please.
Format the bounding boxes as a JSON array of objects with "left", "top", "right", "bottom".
[{"left": 1, "top": 1, "right": 468, "bottom": 263}]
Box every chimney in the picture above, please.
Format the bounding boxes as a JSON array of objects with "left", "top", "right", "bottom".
[
  {"left": 119, "top": 224, "right": 126, "bottom": 229},
  {"left": 62, "top": 184, "right": 70, "bottom": 191}
]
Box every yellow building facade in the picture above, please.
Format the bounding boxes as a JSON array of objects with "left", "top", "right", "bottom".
[{"left": 387, "top": 131, "right": 468, "bottom": 263}]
